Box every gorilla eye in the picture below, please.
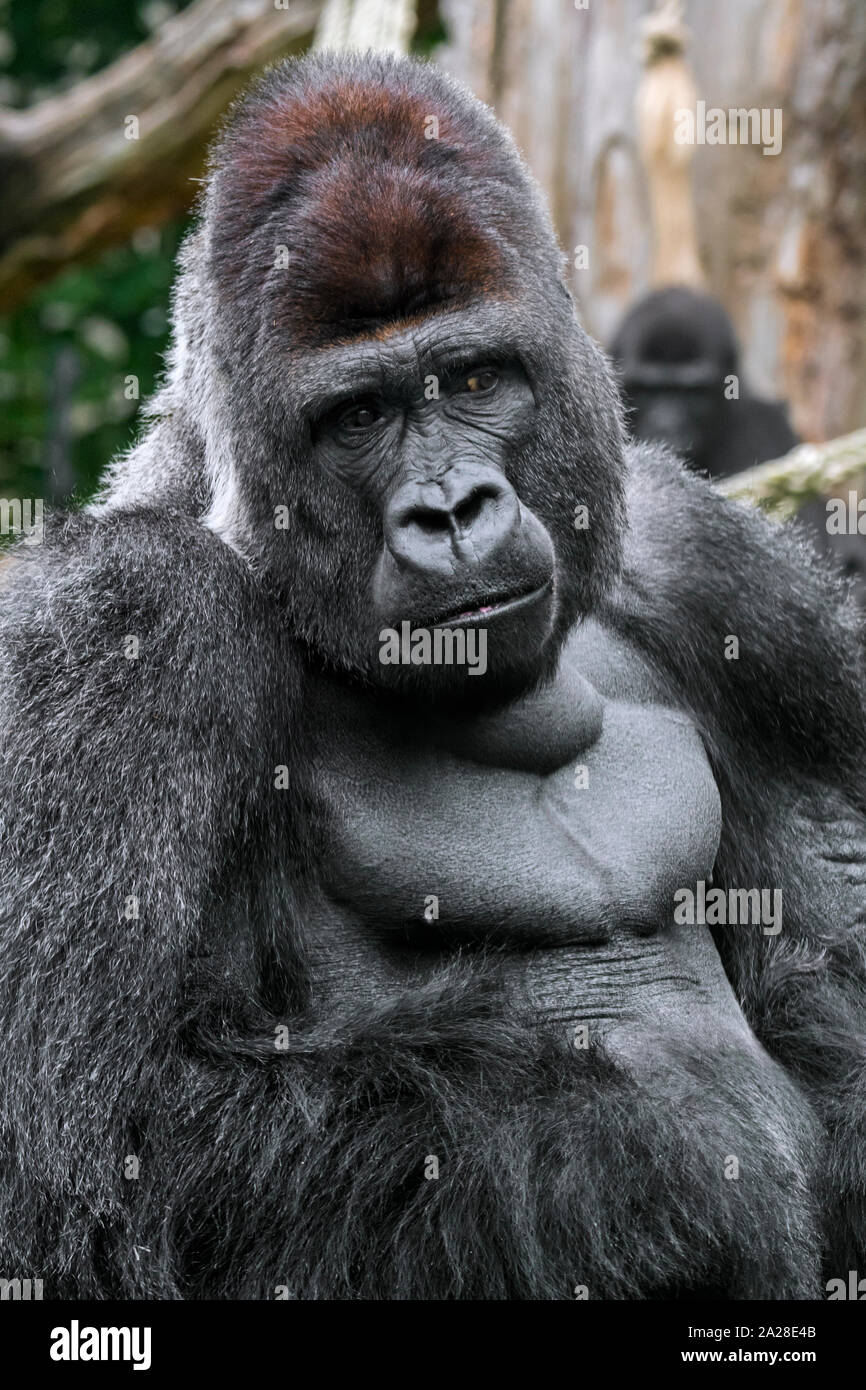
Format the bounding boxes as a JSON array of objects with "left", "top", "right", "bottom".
[
  {"left": 338, "top": 401, "right": 383, "bottom": 432},
  {"left": 462, "top": 368, "right": 499, "bottom": 395}
]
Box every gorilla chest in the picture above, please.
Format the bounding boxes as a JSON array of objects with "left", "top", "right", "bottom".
[{"left": 314, "top": 638, "right": 722, "bottom": 951}]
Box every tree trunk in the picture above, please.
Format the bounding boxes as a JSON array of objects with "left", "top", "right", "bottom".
[{"left": 438, "top": 0, "right": 866, "bottom": 442}]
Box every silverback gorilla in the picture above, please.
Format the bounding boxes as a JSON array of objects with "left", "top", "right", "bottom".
[{"left": 2, "top": 53, "right": 866, "bottom": 1302}]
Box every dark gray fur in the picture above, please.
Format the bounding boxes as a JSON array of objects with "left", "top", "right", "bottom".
[{"left": 1, "top": 53, "right": 865, "bottom": 1300}]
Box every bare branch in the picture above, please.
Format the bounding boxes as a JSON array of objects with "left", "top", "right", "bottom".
[
  {"left": 0, "top": 0, "right": 323, "bottom": 311},
  {"left": 718, "top": 430, "right": 866, "bottom": 517}
]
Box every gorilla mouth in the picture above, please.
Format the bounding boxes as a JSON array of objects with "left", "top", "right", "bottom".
[{"left": 431, "top": 579, "right": 553, "bottom": 628}]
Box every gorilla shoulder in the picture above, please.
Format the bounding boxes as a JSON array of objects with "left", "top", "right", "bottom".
[
  {"left": 0, "top": 509, "right": 268, "bottom": 758},
  {"left": 608, "top": 440, "right": 863, "bottom": 777},
  {"left": 617, "top": 436, "right": 842, "bottom": 607},
  {"left": 615, "top": 439, "right": 725, "bottom": 586}
]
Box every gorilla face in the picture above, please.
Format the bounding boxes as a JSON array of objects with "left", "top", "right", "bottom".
[
  {"left": 625, "top": 369, "right": 724, "bottom": 466},
  {"left": 307, "top": 323, "right": 557, "bottom": 696},
  {"left": 280, "top": 299, "right": 625, "bottom": 705}
]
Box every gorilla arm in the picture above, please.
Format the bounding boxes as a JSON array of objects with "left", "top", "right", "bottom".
[
  {"left": 605, "top": 442, "right": 866, "bottom": 1266},
  {"left": 0, "top": 508, "right": 312, "bottom": 1293}
]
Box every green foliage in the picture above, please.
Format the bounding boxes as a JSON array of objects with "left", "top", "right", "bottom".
[
  {"left": 411, "top": 0, "right": 448, "bottom": 56},
  {"left": 2, "top": 0, "right": 182, "bottom": 107},
  {"left": 0, "top": 220, "right": 191, "bottom": 505},
  {"left": 0, "top": 0, "right": 193, "bottom": 507}
]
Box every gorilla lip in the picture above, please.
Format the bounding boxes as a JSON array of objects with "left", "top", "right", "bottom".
[{"left": 433, "top": 579, "right": 553, "bottom": 627}]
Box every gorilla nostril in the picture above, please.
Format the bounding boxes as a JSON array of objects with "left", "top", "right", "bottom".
[
  {"left": 384, "top": 476, "right": 518, "bottom": 573},
  {"left": 453, "top": 485, "right": 500, "bottom": 533},
  {"left": 401, "top": 485, "right": 502, "bottom": 539},
  {"left": 404, "top": 506, "right": 451, "bottom": 537}
]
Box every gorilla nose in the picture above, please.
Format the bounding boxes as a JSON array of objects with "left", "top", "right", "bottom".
[{"left": 384, "top": 473, "right": 520, "bottom": 574}]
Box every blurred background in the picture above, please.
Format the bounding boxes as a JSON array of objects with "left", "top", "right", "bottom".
[{"left": 0, "top": 0, "right": 864, "bottom": 509}]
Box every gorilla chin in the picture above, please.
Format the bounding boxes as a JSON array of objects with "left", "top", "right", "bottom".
[{"left": 372, "top": 585, "right": 560, "bottom": 707}]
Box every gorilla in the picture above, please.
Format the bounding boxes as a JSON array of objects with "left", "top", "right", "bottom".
[
  {"left": 611, "top": 287, "right": 866, "bottom": 605},
  {"left": 609, "top": 287, "right": 798, "bottom": 479},
  {"left": 2, "top": 52, "right": 866, "bottom": 1302},
  {"left": 611, "top": 288, "right": 866, "bottom": 606}
]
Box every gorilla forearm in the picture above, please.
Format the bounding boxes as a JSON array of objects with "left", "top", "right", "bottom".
[
  {"left": 713, "top": 775, "right": 866, "bottom": 1265},
  {"left": 0, "top": 510, "right": 310, "bottom": 1289}
]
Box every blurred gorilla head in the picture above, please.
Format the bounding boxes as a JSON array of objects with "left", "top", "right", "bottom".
[{"left": 610, "top": 286, "right": 739, "bottom": 468}]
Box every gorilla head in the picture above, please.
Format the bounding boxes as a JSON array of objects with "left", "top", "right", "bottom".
[
  {"left": 188, "top": 53, "right": 627, "bottom": 701},
  {"left": 608, "top": 285, "right": 804, "bottom": 487},
  {"left": 609, "top": 287, "right": 739, "bottom": 468}
]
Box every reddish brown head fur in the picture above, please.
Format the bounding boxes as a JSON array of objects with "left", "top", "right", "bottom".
[{"left": 208, "top": 54, "right": 552, "bottom": 346}]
